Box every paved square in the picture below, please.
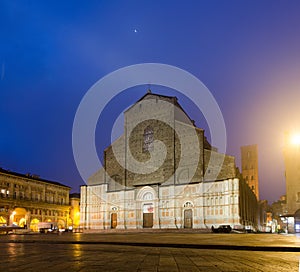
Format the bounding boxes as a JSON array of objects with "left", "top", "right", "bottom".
[{"left": 1, "top": 232, "right": 300, "bottom": 271}]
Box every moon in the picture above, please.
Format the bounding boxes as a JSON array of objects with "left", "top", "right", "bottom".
[{"left": 134, "top": 29, "right": 138, "bottom": 33}]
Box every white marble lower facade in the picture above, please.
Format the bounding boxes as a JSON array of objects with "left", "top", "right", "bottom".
[{"left": 80, "top": 178, "right": 246, "bottom": 230}]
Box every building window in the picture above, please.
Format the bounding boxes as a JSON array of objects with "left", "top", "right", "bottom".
[{"left": 143, "top": 126, "right": 154, "bottom": 152}]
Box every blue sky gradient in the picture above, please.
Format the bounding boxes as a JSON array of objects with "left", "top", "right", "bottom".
[{"left": 1, "top": 1, "right": 300, "bottom": 202}]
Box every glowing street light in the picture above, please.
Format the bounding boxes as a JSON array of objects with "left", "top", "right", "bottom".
[{"left": 291, "top": 134, "right": 300, "bottom": 146}]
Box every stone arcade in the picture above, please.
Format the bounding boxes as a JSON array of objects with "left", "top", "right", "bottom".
[{"left": 80, "top": 92, "right": 257, "bottom": 230}]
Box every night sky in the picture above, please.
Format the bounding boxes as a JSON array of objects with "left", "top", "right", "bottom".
[{"left": 1, "top": 1, "right": 300, "bottom": 203}]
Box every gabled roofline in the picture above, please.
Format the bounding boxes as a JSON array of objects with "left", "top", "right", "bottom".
[{"left": 124, "top": 91, "right": 196, "bottom": 127}]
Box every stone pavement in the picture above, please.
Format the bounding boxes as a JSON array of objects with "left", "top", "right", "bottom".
[{"left": 1, "top": 231, "right": 300, "bottom": 271}]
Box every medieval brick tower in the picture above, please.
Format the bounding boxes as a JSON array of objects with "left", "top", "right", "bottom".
[{"left": 241, "top": 145, "right": 259, "bottom": 200}]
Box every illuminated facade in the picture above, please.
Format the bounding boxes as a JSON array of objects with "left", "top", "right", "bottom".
[
  {"left": 0, "top": 168, "right": 71, "bottom": 231},
  {"left": 81, "top": 92, "right": 258, "bottom": 230},
  {"left": 283, "top": 132, "right": 300, "bottom": 232},
  {"left": 69, "top": 193, "right": 80, "bottom": 231},
  {"left": 241, "top": 145, "right": 259, "bottom": 200}
]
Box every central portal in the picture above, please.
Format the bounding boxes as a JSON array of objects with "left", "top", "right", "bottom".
[{"left": 143, "top": 203, "right": 153, "bottom": 228}]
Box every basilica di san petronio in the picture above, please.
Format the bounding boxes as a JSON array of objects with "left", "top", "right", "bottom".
[
  {"left": 80, "top": 91, "right": 258, "bottom": 231},
  {"left": 2, "top": 91, "right": 300, "bottom": 235}
]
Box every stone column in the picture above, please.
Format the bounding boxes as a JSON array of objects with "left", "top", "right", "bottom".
[{"left": 25, "top": 210, "right": 31, "bottom": 229}]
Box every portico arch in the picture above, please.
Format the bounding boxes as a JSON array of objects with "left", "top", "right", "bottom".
[
  {"left": 11, "top": 207, "right": 27, "bottom": 227},
  {"left": 57, "top": 219, "right": 65, "bottom": 229},
  {"left": 30, "top": 218, "right": 40, "bottom": 232},
  {"left": 0, "top": 216, "right": 7, "bottom": 226}
]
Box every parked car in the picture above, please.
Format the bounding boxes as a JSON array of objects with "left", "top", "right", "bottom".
[{"left": 211, "top": 225, "right": 232, "bottom": 233}]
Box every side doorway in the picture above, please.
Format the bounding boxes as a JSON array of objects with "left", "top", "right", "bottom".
[
  {"left": 111, "top": 213, "right": 117, "bottom": 229},
  {"left": 143, "top": 204, "right": 153, "bottom": 228},
  {"left": 184, "top": 209, "right": 193, "bottom": 229}
]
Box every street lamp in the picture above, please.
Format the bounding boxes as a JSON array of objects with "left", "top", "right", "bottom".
[{"left": 290, "top": 134, "right": 300, "bottom": 146}]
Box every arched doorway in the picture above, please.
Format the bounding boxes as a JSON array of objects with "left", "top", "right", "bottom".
[
  {"left": 143, "top": 203, "right": 154, "bottom": 228},
  {"left": 111, "top": 213, "right": 117, "bottom": 229},
  {"left": 184, "top": 209, "right": 193, "bottom": 228},
  {"left": 11, "top": 208, "right": 27, "bottom": 227},
  {"left": 183, "top": 202, "right": 193, "bottom": 229},
  {"left": 294, "top": 209, "right": 300, "bottom": 232},
  {"left": 57, "top": 219, "right": 65, "bottom": 229},
  {"left": 137, "top": 188, "right": 155, "bottom": 229}
]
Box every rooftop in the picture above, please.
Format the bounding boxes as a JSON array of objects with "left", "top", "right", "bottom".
[{"left": 0, "top": 167, "right": 71, "bottom": 189}]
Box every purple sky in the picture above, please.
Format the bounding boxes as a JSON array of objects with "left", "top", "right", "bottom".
[{"left": 1, "top": 1, "right": 300, "bottom": 203}]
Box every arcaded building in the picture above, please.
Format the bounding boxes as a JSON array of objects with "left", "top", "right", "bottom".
[
  {"left": 80, "top": 92, "right": 257, "bottom": 230},
  {"left": 0, "top": 168, "right": 71, "bottom": 231}
]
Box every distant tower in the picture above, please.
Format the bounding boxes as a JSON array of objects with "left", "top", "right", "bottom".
[
  {"left": 283, "top": 132, "right": 300, "bottom": 215},
  {"left": 241, "top": 145, "right": 259, "bottom": 200}
]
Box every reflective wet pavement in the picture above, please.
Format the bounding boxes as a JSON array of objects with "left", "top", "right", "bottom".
[{"left": 1, "top": 232, "right": 300, "bottom": 271}]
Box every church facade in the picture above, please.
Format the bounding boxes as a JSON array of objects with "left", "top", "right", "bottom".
[{"left": 80, "top": 92, "right": 257, "bottom": 230}]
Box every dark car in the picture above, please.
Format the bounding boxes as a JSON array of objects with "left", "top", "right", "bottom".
[{"left": 211, "top": 225, "right": 232, "bottom": 233}]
